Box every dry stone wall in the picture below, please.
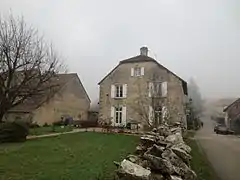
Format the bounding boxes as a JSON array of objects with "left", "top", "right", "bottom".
[{"left": 114, "top": 123, "right": 196, "bottom": 180}]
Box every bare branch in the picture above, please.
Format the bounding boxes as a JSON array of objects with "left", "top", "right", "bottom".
[{"left": 0, "top": 14, "right": 65, "bottom": 121}]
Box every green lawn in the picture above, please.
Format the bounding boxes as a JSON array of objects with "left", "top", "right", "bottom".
[
  {"left": 0, "top": 132, "right": 139, "bottom": 180},
  {"left": 185, "top": 132, "right": 220, "bottom": 180},
  {"left": 29, "top": 126, "right": 74, "bottom": 136}
]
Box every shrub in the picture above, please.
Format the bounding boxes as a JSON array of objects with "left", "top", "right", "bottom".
[
  {"left": 43, "top": 123, "right": 49, "bottom": 127},
  {"left": 0, "top": 121, "right": 29, "bottom": 143},
  {"left": 78, "top": 120, "right": 98, "bottom": 128},
  {"left": 28, "top": 122, "right": 40, "bottom": 128},
  {"left": 126, "top": 123, "right": 131, "bottom": 129},
  {"left": 53, "top": 120, "right": 64, "bottom": 126},
  {"left": 51, "top": 125, "right": 56, "bottom": 132}
]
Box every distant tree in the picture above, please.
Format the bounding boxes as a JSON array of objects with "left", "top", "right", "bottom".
[
  {"left": 0, "top": 14, "right": 64, "bottom": 122},
  {"left": 188, "top": 78, "right": 204, "bottom": 116},
  {"left": 185, "top": 98, "right": 201, "bottom": 130}
]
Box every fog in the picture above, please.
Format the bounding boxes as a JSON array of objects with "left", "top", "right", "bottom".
[{"left": 1, "top": 0, "right": 239, "bottom": 102}]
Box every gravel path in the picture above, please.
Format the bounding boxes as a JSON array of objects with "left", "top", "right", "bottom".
[{"left": 27, "top": 127, "right": 141, "bottom": 139}]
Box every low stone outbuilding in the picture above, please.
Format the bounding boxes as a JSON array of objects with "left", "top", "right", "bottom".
[{"left": 4, "top": 73, "right": 91, "bottom": 125}]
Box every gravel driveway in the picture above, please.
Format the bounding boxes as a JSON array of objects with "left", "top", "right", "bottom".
[{"left": 196, "top": 117, "right": 240, "bottom": 180}]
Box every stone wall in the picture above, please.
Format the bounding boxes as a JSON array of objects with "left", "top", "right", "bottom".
[
  {"left": 114, "top": 123, "right": 196, "bottom": 180},
  {"left": 32, "top": 76, "right": 90, "bottom": 125}
]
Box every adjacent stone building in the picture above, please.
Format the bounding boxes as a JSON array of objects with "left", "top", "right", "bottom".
[
  {"left": 223, "top": 98, "right": 240, "bottom": 133},
  {"left": 98, "top": 47, "right": 188, "bottom": 128},
  {"left": 4, "top": 73, "right": 91, "bottom": 125}
]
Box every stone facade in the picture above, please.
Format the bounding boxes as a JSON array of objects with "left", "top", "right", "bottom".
[
  {"left": 98, "top": 47, "right": 188, "bottom": 128},
  {"left": 224, "top": 98, "right": 240, "bottom": 133},
  {"left": 4, "top": 74, "right": 91, "bottom": 125}
]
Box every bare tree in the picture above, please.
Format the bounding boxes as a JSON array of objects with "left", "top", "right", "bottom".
[
  {"left": 132, "top": 73, "right": 168, "bottom": 128},
  {"left": 0, "top": 14, "right": 64, "bottom": 122}
]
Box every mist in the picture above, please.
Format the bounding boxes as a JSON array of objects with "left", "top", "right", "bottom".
[{"left": 1, "top": 0, "right": 239, "bottom": 102}]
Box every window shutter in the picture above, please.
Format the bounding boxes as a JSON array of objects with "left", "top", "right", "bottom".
[
  {"left": 161, "top": 82, "right": 168, "bottom": 97},
  {"left": 162, "top": 106, "right": 168, "bottom": 122},
  {"left": 122, "top": 106, "right": 127, "bottom": 126},
  {"left": 131, "top": 68, "right": 134, "bottom": 76},
  {"left": 111, "top": 106, "right": 115, "bottom": 126},
  {"left": 148, "top": 106, "right": 153, "bottom": 125},
  {"left": 111, "top": 85, "right": 115, "bottom": 98},
  {"left": 123, "top": 84, "right": 127, "bottom": 98},
  {"left": 141, "top": 67, "right": 144, "bottom": 76},
  {"left": 148, "top": 82, "right": 153, "bottom": 97}
]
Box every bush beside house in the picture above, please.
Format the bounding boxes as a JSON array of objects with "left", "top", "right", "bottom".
[{"left": 0, "top": 121, "right": 29, "bottom": 143}]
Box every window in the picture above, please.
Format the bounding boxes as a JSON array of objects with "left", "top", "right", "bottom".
[
  {"left": 153, "top": 82, "right": 162, "bottom": 96},
  {"left": 134, "top": 67, "right": 141, "bottom": 76},
  {"left": 131, "top": 67, "right": 144, "bottom": 77},
  {"left": 111, "top": 84, "right": 127, "bottom": 98},
  {"left": 115, "top": 107, "right": 122, "bottom": 124},
  {"left": 115, "top": 85, "right": 123, "bottom": 97},
  {"left": 111, "top": 106, "right": 127, "bottom": 126},
  {"left": 149, "top": 81, "right": 167, "bottom": 97}
]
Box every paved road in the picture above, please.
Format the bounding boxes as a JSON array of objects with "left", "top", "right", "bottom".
[{"left": 196, "top": 117, "right": 240, "bottom": 180}]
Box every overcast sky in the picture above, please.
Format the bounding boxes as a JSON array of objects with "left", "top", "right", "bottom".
[{"left": 1, "top": 0, "right": 239, "bottom": 102}]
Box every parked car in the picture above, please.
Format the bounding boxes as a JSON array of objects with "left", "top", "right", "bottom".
[
  {"left": 214, "top": 124, "right": 235, "bottom": 135},
  {"left": 214, "top": 124, "right": 220, "bottom": 132}
]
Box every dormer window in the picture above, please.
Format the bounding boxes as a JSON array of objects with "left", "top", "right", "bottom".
[{"left": 131, "top": 67, "right": 144, "bottom": 77}]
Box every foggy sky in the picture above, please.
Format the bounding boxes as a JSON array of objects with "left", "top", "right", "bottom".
[{"left": 1, "top": 0, "right": 239, "bottom": 103}]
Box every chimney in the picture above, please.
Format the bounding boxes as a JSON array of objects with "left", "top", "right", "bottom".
[{"left": 140, "top": 46, "right": 148, "bottom": 56}]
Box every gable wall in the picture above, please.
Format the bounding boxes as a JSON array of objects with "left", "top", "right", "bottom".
[
  {"left": 226, "top": 99, "right": 240, "bottom": 120},
  {"left": 32, "top": 76, "right": 90, "bottom": 125},
  {"left": 99, "top": 60, "right": 186, "bottom": 126}
]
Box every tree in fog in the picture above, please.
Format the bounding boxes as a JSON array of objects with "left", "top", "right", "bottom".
[
  {"left": 188, "top": 78, "right": 204, "bottom": 116},
  {"left": 0, "top": 14, "right": 64, "bottom": 122}
]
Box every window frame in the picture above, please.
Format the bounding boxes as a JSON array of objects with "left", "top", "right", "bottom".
[
  {"left": 134, "top": 67, "right": 141, "bottom": 77},
  {"left": 115, "top": 106, "right": 123, "bottom": 124},
  {"left": 152, "top": 82, "right": 162, "bottom": 97},
  {"left": 115, "top": 85, "right": 123, "bottom": 98}
]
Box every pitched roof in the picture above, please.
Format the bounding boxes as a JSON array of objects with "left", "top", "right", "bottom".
[
  {"left": 8, "top": 73, "right": 90, "bottom": 113},
  {"left": 223, "top": 98, "right": 240, "bottom": 112},
  {"left": 98, "top": 55, "right": 188, "bottom": 95}
]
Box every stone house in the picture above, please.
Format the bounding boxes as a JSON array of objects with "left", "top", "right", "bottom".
[
  {"left": 98, "top": 47, "right": 188, "bottom": 128},
  {"left": 4, "top": 73, "right": 91, "bottom": 125},
  {"left": 223, "top": 98, "right": 240, "bottom": 133}
]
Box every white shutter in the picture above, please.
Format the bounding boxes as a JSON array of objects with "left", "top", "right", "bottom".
[
  {"left": 162, "top": 106, "right": 168, "bottom": 123},
  {"left": 148, "top": 82, "right": 153, "bottom": 97},
  {"left": 148, "top": 106, "right": 153, "bottom": 125},
  {"left": 141, "top": 67, "right": 144, "bottom": 76},
  {"left": 111, "top": 85, "right": 115, "bottom": 98},
  {"left": 161, "top": 82, "right": 168, "bottom": 97},
  {"left": 111, "top": 106, "right": 115, "bottom": 126},
  {"left": 123, "top": 84, "right": 127, "bottom": 98},
  {"left": 131, "top": 68, "right": 134, "bottom": 76},
  {"left": 122, "top": 106, "right": 127, "bottom": 126}
]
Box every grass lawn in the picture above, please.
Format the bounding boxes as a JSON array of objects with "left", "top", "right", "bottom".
[
  {"left": 29, "top": 126, "right": 74, "bottom": 136},
  {"left": 0, "top": 132, "right": 139, "bottom": 180},
  {"left": 185, "top": 131, "right": 220, "bottom": 180}
]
